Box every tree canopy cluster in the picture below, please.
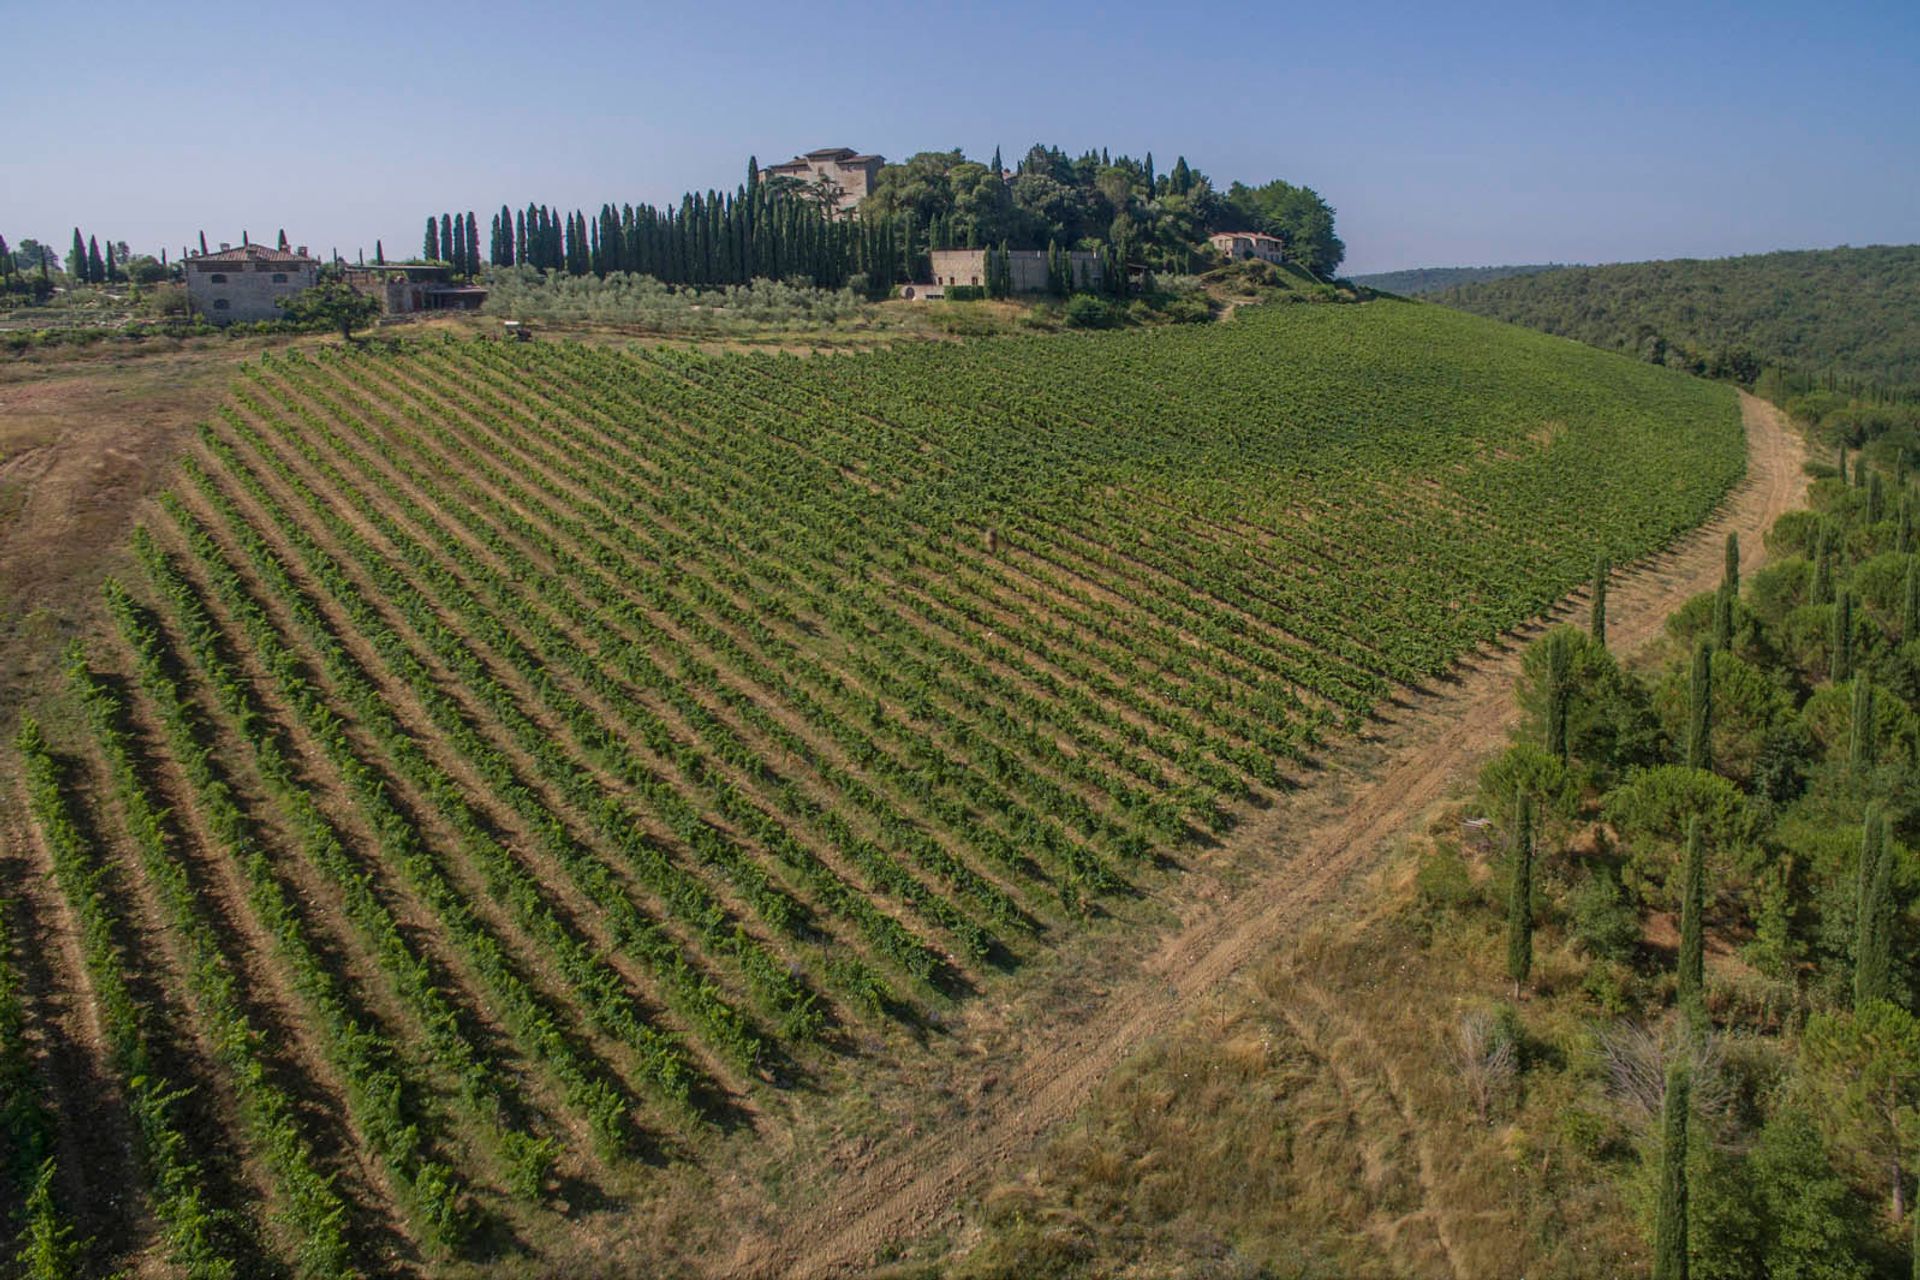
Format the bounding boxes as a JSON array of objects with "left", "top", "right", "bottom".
[
  {"left": 1463, "top": 428, "right": 1920, "bottom": 1273},
  {"left": 1433, "top": 245, "right": 1920, "bottom": 396},
  {"left": 435, "top": 145, "right": 1345, "bottom": 297},
  {"left": 861, "top": 144, "right": 1345, "bottom": 277}
]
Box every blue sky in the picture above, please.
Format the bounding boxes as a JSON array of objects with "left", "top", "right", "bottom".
[{"left": 6, "top": 0, "right": 1915, "bottom": 274}]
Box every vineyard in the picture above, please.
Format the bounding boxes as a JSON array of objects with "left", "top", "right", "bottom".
[{"left": 5, "top": 302, "right": 1742, "bottom": 1275}]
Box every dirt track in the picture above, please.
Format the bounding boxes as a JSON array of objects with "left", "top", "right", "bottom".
[{"left": 732, "top": 391, "right": 1805, "bottom": 1279}]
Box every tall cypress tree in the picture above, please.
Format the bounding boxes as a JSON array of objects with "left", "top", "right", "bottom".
[
  {"left": 1545, "top": 632, "right": 1572, "bottom": 763},
  {"left": 1723, "top": 532, "right": 1739, "bottom": 596},
  {"left": 1831, "top": 590, "right": 1854, "bottom": 683},
  {"left": 1507, "top": 792, "right": 1534, "bottom": 996},
  {"left": 86, "top": 236, "right": 104, "bottom": 284},
  {"left": 465, "top": 211, "right": 479, "bottom": 276},
  {"left": 1871, "top": 472, "right": 1887, "bottom": 523},
  {"left": 198, "top": 230, "right": 209, "bottom": 256},
  {"left": 424, "top": 216, "right": 439, "bottom": 262},
  {"left": 1905, "top": 556, "right": 1920, "bottom": 641},
  {"left": 1653, "top": 1059, "right": 1691, "bottom": 1280},
  {"left": 441, "top": 214, "right": 454, "bottom": 268},
  {"left": 1850, "top": 678, "right": 1878, "bottom": 778},
  {"left": 1839, "top": 444, "right": 1850, "bottom": 486},
  {"left": 1686, "top": 641, "right": 1713, "bottom": 771},
  {"left": 1678, "top": 817, "right": 1706, "bottom": 1032},
  {"left": 1592, "top": 555, "right": 1610, "bottom": 645},
  {"left": 1712, "top": 583, "right": 1734, "bottom": 652},
  {"left": 68, "top": 228, "right": 85, "bottom": 280},
  {"left": 1810, "top": 530, "right": 1832, "bottom": 605},
  {"left": 1854, "top": 807, "right": 1892, "bottom": 1010},
  {"left": 103, "top": 241, "right": 117, "bottom": 283}
]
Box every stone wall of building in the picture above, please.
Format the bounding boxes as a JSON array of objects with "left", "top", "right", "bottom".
[
  {"left": 186, "top": 246, "right": 317, "bottom": 323},
  {"left": 927, "top": 248, "right": 1103, "bottom": 293}
]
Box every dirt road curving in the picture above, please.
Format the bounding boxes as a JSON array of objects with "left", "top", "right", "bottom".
[{"left": 735, "top": 392, "right": 1805, "bottom": 1279}]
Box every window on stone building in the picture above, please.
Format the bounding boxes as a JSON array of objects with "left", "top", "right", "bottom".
[
  {"left": 210, "top": 273, "right": 228, "bottom": 283},
  {"left": 271, "top": 273, "right": 287, "bottom": 283}
]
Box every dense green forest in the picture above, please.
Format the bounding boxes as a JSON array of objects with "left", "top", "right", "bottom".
[
  {"left": 1351, "top": 262, "right": 1565, "bottom": 295},
  {"left": 1432, "top": 246, "right": 1920, "bottom": 395}
]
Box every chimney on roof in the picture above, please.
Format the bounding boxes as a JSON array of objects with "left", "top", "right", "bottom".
[
  {"left": 296, "top": 245, "right": 307, "bottom": 257},
  {"left": 220, "top": 242, "right": 231, "bottom": 251}
]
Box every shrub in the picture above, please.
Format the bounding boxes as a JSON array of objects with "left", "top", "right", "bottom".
[{"left": 1063, "top": 294, "right": 1115, "bottom": 329}]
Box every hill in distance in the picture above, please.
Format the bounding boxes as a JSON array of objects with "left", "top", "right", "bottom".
[
  {"left": 1430, "top": 243, "right": 1920, "bottom": 394},
  {"left": 1350, "top": 262, "right": 1567, "bottom": 295}
]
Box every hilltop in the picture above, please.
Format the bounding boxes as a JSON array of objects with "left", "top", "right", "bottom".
[{"left": 1430, "top": 244, "right": 1920, "bottom": 394}]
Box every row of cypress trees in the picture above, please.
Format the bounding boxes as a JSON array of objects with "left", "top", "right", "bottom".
[
  {"left": 425, "top": 160, "right": 1160, "bottom": 296},
  {"left": 65, "top": 229, "right": 115, "bottom": 284},
  {"left": 424, "top": 162, "right": 904, "bottom": 292}
]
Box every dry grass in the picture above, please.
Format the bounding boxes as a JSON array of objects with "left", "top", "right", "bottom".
[{"left": 877, "top": 822, "right": 1652, "bottom": 1280}]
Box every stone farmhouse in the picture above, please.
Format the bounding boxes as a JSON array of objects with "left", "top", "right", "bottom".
[
  {"left": 185, "top": 242, "right": 318, "bottom": 322},
  {"left": 763, "top": 147, "right": 885, "bottom": 213},
  {"left": 1208, "top": 231, "right": 1286, "bottom": 264},
  {"left": 902, "top": 247, "right": 1104, "bottom": 300},
  {"left": 341, "top": 263, "right": 488, "bottom": 315}
]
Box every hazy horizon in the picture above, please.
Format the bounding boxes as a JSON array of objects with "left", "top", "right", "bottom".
[{"left": 7, "top": 0, "right": 1915, "bottom": 278}]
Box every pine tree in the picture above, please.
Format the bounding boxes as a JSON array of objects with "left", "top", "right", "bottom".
[
  {"left": 1592, "top": 555, "right": 1610, "bottom": 645},
  {"left": 1507, "top": 792, "right": 1534, "bottom": 995},
  {"left": 424, "top": 216, "right": 439, "bottom": 262},
  {"left": 1831, "top": 589, "right": 1854, "bottom": 682},
  {"left": 86, "top": 236, "right": 104, "bottom": 284},
  {"left": 1854, "top": 807, "right": 1892, "bottom": 1010},
  {"left": 1653, "top": 1059, "right": 1691, "bottom": 1280},
  {"left": 1686, "top": 641, "right": 1713, "bottom": 771},
  {"left": 1678, "top": 817, "right": 1706, "bottom": 1031},
  {"left": 1850, "top": 678, "right": 1878, "bottom": 778}
]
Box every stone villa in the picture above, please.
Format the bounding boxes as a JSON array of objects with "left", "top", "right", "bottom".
[
  {"left": 762, "top": 147, "right": 885, "bottom": 213},
  {"left": 185, "top": 242, "right": 318, "bottom": 322},
  {"left": 1207, "top": 231, "right": 1286, "bottom": 264}
]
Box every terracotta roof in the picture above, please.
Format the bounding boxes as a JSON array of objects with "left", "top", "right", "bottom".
[
  {"left": 803, "top": 147, "right": 858, "bottom": 160},
  {"left": 193, "top": 243, "right": 316, "bottom": 263}
]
